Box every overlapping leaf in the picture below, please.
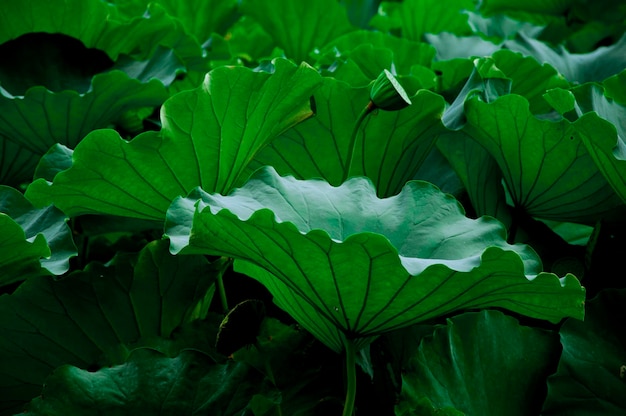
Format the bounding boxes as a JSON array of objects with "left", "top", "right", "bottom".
[
  {"left": 461, "top": 94, "right": 623, "bottom": 223},
  {"left": 545, "top": 82, "right": 626, "bottom": 204},
  {"left": 241, "top": 0, "right": 354, "bottom": 64},
  {"left": 246, "top": 77, "right": 447, "bottom": 197},
  {"left": 26, "top": 59, "right": 322, "bottom": 220},
  {"left": 22, "top": 348, "right": 261, "bottom": 416},
  {"left": 400, "top": 310, "right": 560, "bottom": 416},
  {"left": 0, "top": 240, "right": 218, "bottom": 415},
  {"left": 166, "top": 167, "right": 585, "bottom": 353},
  {"left": 0, "top": 186, "right": 75, "bottom": 285},
  {"left": 542, "top": 289, "right": 626, "bottom": 414}
]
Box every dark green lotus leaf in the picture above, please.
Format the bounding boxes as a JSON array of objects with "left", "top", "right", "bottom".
[
  {"left": 0, "top": 0, "right": 203, "bottom": 63},
  {"left": 314, "top": 30, "right": 436, "bottom": 75},
  {"left": 241, "top": 0, "right": 354, "bottom": 64},
  {"left": 542, "top": 289, "right": 626, "bottom": 415},
  {"left": 372, "top": 0, "right": 474, "bottom": 41},
  {"left": 395, "top": 397, "right": 464, "bottom": 416},
  {"left": 247, "top": 77, "right": 447, "bottom": 197},
  {"left": 504, "top": 33, "right": 626, "bottom": 83},
  {"left": 26, "top": 60, "right": 322, "bottom": 220},
  {"left": 400, "top": 310, "right": 560, "bottom": 416},
  {"left": 166, "top": 167, "right": 584, "bottom": 353},
  {"left": 0, "top": 214, "right": 49, "bottom": 287},
  {"left": 0, "top": 70, "right": 167, "bottom": 156},
  {"left": 0, "top": 240, "right": 218, "bottom": 414},
  {"left": 111, "top": 0, "right": 240, "bottom": 44},
  {"left": 21, "top": 348, "right": 262, "bottom": 416},
  {"left": 461, "top": 94, "right": 623, "bottom": 223},
  {"left": 437, "top": 132, "right": 512, "bottom": 227},
  {"left": 548, "top": 82, "right": 626, "bottom": 203},
  {"left": 234, "top": 318, "right": 341, "bottom": 415},
  {"left": 0, "top": 186, "right": 75, "bottom": 283}
]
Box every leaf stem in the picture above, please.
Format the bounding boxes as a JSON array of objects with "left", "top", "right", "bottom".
[
  {"left": 342, "top": 338, "right": 357, "bottom": 416},
  {"left": 217, "top": 256, "right": 231, "bottom": 313},
  {"left": 343, "top": 101, "right": 376, "bottom": 183}
]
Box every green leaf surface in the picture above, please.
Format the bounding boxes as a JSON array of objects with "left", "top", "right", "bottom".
[
  {"left": 0, "top": 186, "right": 75, "bottom": 281},
  {"left": 0, "top": 240, "right": 217, "bottom": 414},
  {"left": 374, "top": 0, "right": 474, "bottom": 41},
  {"left": 111, "top": 0, "right": 240, "bottom": 43},
  {"left": 0, "top": 71, "right": 167, "bottom": 154},
  {"left": 0, "top": 0, "right": 204, "bottom": 67},
  {"left": 400, "top": 310, "right": 561, "bottom": 416},
  {"left": 247, "top": 77, "right": 447, "bottom": 197},
  {"left": 0, "top": 214, "right": 49, "bottom": 287},
  {"left": 543, "top": 289, "right": 626, "bottom": 415},
  {"left": 26, "top": 60, "right": 322, "bottom": 220},
  {"left": 462, "top": 94, "right": 623, "bottom": 223},
  {"left": 241, "top": 0, "right": 354, "bottom": 64},
  {"left": 558, "top": 83, "right": 626, "bottom": 203},
  {"left": 437, "top": 132, "right": 512, "bottom": 227},
  {"left": 504, "top": 33, "right": 626, "bottom": 83},
  {"left": 166, "top": 167, "right": 585, "bottom": 353},
  {"left": 22, "top": 348, "right": 262, "bottom": 416},
  {"left": 314, "top": 30, "right": 436, "bottom": 76}
]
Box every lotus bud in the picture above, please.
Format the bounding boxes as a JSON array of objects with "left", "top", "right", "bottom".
[{"left": 369, "top": 69, "right": 412, "bottom": 111}]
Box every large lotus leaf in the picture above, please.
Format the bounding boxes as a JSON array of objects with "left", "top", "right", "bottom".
[
  {"left": 166, "top": 167, "right": 585, "bottom": 353},
  {"left": 0, "top": 240, "right": 218, "bottom": 414},
  {"left": 400, "top": 310, "right": 561, "bottom": 416},
  {"left": 372, "top": 0, "right": 474, "bottom": 41},
  {"left": 0, "top": 186, "right": 75, "bottom": 282},
  {"left": 542, "top": 289, "right": 626, "bottom": 414},
  {"left": 461, "top": 94, "right": 623, "bottom": 223},
  {"left": 241, "top": 0, "right": 354, "bottom": 64},
  {"left": 26, "top": 59, "right": 322, "bottom": 220},
  {"left": 246, "top": 77, "right": 447, "bottom": 197},
  {"left": 21, "top": 348, "right": 262, "bottom": 416}
]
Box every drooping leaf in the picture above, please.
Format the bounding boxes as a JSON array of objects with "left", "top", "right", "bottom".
[
  {"left": 247, "top": 77, "right": 448, "bottom": 197},
  {"left": 166, "top": 167, "right": 585, "bottom": 353},
  {"left": 0, "top": 240, "right": 218, "bottom": 414},
  {"left": 0, "top": 214, "right": 49, "bottom": 286},
  {"left": 400, "top": 310, "right": 561, "bottom": 416},
  {"left": 550, "top": 82, "right": 626, "bottom": 204},
  {"left": 504, "top": 32, "right": 626, "bottom": 83},
  {"left": 0, "top": 186, "right": 75, "bottom": 282},
  {"left": 26, "top": 59, "right": 322, "bottom": 220},
  {"left": 542, "top": 289, "right": 626, "bottom": 415},
  {"left": 241, "top": 0, "right": 355, "bottom": 64},
  {"left": 21, "top": 348, "right": 263, "bottom": 416},
  {"left": 0, "top": 71, "right": 167, "bottom": 155},
  {"left": 461, "top": 94, "right": 623, "bottom": 223}
]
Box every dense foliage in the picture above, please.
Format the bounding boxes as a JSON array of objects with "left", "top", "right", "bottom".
[{"left": 1, "top": 0, "right": 625, "bottom": 414}]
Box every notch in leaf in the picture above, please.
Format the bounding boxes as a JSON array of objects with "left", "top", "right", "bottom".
[{"left": 215, "top": 299, "right": 266, "bottom": 356}]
